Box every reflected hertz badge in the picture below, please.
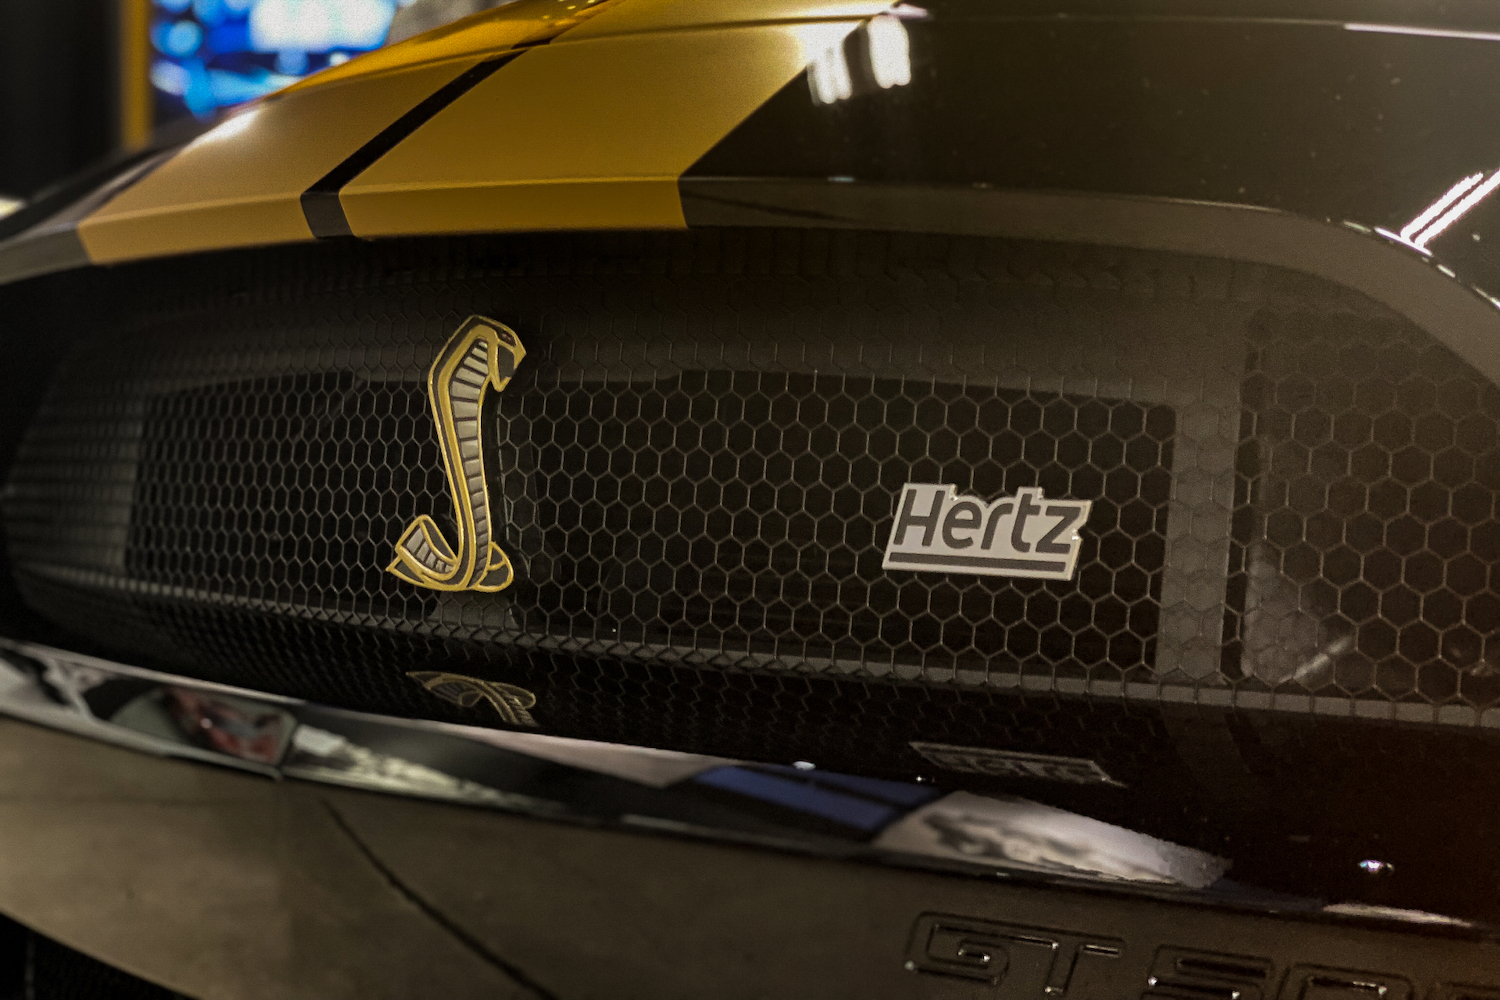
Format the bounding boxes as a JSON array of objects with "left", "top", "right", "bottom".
[
  {"left": 388, "top": 316, "right": 524, "bottom": 592},
  {"left": 883, "top": 484, "right": 1091, "bottom": 581}
]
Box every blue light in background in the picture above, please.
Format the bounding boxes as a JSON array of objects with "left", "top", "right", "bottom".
[
  {"left": 159, "top": 20, "right": 205, "bottom": 57},
  {"left": 193, "top": 0, "right": 227, "bottom": 26},
  {"left": 150, "top": 0, "right": 406, "bottom": 121}
]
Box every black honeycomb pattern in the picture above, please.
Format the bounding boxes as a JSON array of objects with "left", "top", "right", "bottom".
[
  {"left": 1226, "top": 307, "right": 1500, "bottom": 707},
  {"left": 4, "top": 230, "right": 1500, "bottom": 778},
  {"left": 127, "top": 370, "right": 445, "bottom": 617},
  {"left": 500, "top": 372, "right": 1173, "bottom": 678}
]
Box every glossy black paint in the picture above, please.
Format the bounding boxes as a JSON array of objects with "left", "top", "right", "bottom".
[
  {"left": 687, "top": 15, "right": 1500, "bottom": 299},
  {"left": 1, "top": 708, "right": 1494, "bottom": 999},
  {"left": 5, "top": 637, "right": 1500, "bottom": 986}
]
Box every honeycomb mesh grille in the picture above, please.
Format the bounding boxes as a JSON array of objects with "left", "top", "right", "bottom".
[
  {"left": 126, "top": 370, "right": 445, "bottom": 615},
  {"left": 1225, "top": 309, "right": 1500, "bottom": 707},
  {"left": 4, "top": 230, "right": 1498, "bottom": 770},
  {"left": 500, "top": 371, "right": 1174, "bottom": 677}
]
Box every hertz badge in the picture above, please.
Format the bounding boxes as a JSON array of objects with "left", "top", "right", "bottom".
[
  {"left": 409, "top": 671, "right": 538, "bottom": 727},
  {"left": 883, "top": 484, "right": 1091, "bottom": 581},
  {"left": 388, "top": 316, "right": 525, "bottom": 592}
]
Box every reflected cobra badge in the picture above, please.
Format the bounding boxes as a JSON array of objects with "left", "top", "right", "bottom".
[
  {"left": 388, "top": 316, "right": 525, "bottom": 592},
  {"left": 408, "top": 671, "right": 538, "bottom": 726}
]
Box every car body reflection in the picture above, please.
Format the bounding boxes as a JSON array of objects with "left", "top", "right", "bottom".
[{"left": 0, "top": 637, "right": 1479, "bottom": 933}]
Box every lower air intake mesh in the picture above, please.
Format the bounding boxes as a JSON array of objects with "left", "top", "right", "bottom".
[{"left": 5, "top": 230, "right": 1499, "bottom": 775}]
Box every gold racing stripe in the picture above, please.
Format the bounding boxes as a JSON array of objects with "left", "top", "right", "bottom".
[
  {"left": 338, "top": 18, "right": 865, "bottom": 236},
  {"left": 76, "top": 58, "right": 486, "bottom": 263},
  {"left": 78, "top": 0, "right": 884, "bottom": 261},
  {"left": 75, "top": 0, "right": 628, "bottom": 265}
]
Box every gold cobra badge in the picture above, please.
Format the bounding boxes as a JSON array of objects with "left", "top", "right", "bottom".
[{"left": 388, "top": 316, "right": 524, "bottom": 592}]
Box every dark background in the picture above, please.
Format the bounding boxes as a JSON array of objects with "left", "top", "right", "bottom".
[{"left": 0, "top": 0, "right": 115, "bottom": 199}]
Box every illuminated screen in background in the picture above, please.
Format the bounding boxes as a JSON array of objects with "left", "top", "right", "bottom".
[{"left": 150, "top": 0, "right": 412, "bottom": 121}]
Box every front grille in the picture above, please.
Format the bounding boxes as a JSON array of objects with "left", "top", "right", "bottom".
[{"left": 4, "top": 230, "right": 1498, "bottom": 781}]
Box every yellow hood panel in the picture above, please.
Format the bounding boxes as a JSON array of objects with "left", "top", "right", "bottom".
[
  {"left": 73, "top": 0, "right": 889, "bottom": 265},
  {"left": 77, "top": 58, "right": 484, "bottom": 263},
  {"left": 340, "top": 20, "right": 862, "bottom": 236}
]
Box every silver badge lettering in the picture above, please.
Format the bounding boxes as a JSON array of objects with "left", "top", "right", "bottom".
[{"left": 883, "top": 484, "right": 1091, "bottom": 580}]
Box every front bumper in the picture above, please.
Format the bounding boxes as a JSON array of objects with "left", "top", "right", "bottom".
[{"left": 0, "top": 640, "right": 1493, "bottom": 998}]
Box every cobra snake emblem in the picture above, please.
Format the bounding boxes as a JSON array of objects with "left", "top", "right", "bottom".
[{"left": 388, "top": 316, "right": 525, "bottom": 592}]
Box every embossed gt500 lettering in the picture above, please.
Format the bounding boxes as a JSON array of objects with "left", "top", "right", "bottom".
[{"left": 905, "top": 914, "right": 1121, "bottom": 994}]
